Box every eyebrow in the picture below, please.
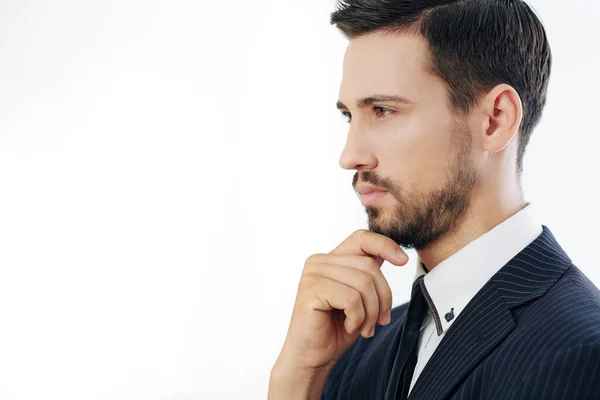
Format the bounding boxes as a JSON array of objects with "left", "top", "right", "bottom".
[{"left": 336, "top": 95, "right": 413, "bottom": 111}]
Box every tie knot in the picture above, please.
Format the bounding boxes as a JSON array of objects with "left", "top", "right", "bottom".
[{"left": 407, "top": 275, "right": 429, "bottom": 326}]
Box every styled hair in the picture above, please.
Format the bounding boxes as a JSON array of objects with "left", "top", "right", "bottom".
[{"left": 330, "top": 0, "right": 552, "bottom": 175}]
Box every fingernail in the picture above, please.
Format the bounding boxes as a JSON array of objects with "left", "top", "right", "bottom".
[
  {"left": 383, "top": 309, "right": 392, "bottom": 325},
  {"left": 396, "top": 248, "right": 407, "bottom": 260}
]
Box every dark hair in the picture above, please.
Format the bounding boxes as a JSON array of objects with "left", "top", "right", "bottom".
[{"left": 330, "top": 0, "right": 552, "bottom": 176}]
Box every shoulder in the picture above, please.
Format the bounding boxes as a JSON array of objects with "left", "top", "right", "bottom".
[
  {"left": 520, "top": 264, "right": 600, "bottom": 332},
  {"left": 506, "top": 264, "right": 600, "bottom": 397},
  {"left": 542, "top": 264, "right": 600, "bottom": 328},
  {"left": 515, "top": 341, "right": 600, "bottom": 399},
  {"left": 562, "top": 264, "right": 600, "bottom": 306}
]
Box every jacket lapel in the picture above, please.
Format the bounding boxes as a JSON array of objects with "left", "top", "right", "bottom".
[{"left": 407, "top": 225, "right": 572, "bottom": 399}]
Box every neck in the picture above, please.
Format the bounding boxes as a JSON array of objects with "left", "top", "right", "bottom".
[{"left": 416, "top": 182, "right": 526, "bottom": 271}]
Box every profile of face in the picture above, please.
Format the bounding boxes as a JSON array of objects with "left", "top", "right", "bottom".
[{"left": 337, "top": 32, "right": 479, "bottom": 250}]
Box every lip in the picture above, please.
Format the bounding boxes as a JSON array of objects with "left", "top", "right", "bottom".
[
  {"left": 360, "top": 191, "right": 389, "bottom": 206},
  {"left": 355, "top": 183, "right": 388, "bottom": 195},
  {"left": 355, "top": 183, "right": 389, "bottom": 206}
]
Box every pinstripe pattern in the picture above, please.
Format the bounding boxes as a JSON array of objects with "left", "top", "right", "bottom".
[{"left": 321, "top": 225, "right": 600, "bottom": 399}]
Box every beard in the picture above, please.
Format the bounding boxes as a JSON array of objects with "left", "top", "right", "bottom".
[{"left": 357, "top": 118, "right": 478, "bottom": 250}]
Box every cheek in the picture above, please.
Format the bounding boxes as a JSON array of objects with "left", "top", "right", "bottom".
[{"left": 382, "top": 117, "right": 454, "bottom": 190}]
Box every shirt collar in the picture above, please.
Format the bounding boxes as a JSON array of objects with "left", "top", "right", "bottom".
[{"left": 413, "top": 203, "right": 543, "bottom": 335}]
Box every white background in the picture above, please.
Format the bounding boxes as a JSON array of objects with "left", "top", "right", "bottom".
[{"left": 0, "top": 0, "right": 598, "bottom": 399}]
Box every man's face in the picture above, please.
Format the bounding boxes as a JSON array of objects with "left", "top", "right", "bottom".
[{"left": 337, "top": 32, "right": 479, "bottom": 250}]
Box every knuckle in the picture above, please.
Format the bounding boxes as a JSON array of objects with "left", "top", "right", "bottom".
[
  {"left": 306, "top": 253, "right": 323, "bottom": 265},
  {"left": 294, "top": 287, "right": 313, "bottom": 309},
  {"left": 354, "top": 229, "right": 367, "bottom": 239},
  {"left": 381, "top": 292, "right": 393, "bottom": 309},
  {"left": 302, "top": 261, "right": 317, "bottom": 274},
  {"left": 299, "top": 270, "right": 319, "bottom": 287},
  {"left": 364, "top": 256, "right": 380, "bottom": 270},
  {"left": 357, "top": 271, "right": 374, "bottom": 287},
  {"left": 348, "top": 290, "right": 362, "bottom": 307}
]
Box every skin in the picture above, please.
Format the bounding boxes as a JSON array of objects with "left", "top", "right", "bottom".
[
  {"left": 269, "top": 30, "right": 528, "bottom": 400},
  {"left": 337, "top": 31, "right": 526, "bottom": 270}
]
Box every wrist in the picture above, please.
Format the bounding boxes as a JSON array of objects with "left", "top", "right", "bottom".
[{"left": 268, "top": 358, "right": 334, "bottom": 400}]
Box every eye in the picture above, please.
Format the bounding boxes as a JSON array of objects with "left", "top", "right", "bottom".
[
  {"left": 340, "top": 111, "right": 351, "bottom": 123},
  {"left": 339, "top": 106, "right": 394, "bottom": 124},
  {"left": 373, "top": 106, "right": 393, "bottom": 118}
]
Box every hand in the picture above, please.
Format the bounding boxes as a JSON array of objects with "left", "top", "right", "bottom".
[{"left": 275, "top": 229, "right": 409, "bottom": 374}]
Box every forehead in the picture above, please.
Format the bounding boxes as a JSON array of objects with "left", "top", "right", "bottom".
[{"left": 339, "top": 32, "right": 439, "bottom": 103}]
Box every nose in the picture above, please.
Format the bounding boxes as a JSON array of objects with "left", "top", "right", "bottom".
[{"left": 338, "top": 127, "right": 377, "bottom": 171}]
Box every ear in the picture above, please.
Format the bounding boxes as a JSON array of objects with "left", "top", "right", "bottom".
[{"left": 481, "top": 84, "right": 523, "bottom": 153}]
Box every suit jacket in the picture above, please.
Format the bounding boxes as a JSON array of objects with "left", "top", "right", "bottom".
[{"left": 321, "top": 225, "right": 600, "bottom": 399}]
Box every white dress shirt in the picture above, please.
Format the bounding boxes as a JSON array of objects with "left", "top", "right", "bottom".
[{"left": 408, "top": 203, "right": 543, "bottom": 395}]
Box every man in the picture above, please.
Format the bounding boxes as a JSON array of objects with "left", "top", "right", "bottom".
[{"left": 268, "top": 0, "right": 600, "bottom": 399}]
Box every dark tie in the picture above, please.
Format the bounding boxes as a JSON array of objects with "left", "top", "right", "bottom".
[{"left": 394, "top": 275, "right": 429, "bottom": 400}]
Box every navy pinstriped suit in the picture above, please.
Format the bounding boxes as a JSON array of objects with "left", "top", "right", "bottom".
[{"left": 321, "top": 225, "right": 600, "bottom": 399}]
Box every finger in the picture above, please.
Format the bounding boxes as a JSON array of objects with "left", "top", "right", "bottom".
[
  {"left": 306, "top": 275, "right": 367, "bottom": 336},
  {"left": 309, "top": 262, "right": 380, "bottom": 337},
  {"left": 307, "top": 254, "right": 393, "bottom": 326},
  {"left": 329, "top": 229, "right": 408, "bottom": 266}
]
